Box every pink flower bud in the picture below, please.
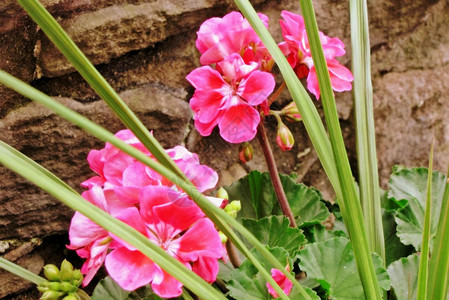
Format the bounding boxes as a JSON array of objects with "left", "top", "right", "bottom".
[
  {"left": 238, "top": 142, "right": 254, "bottom": 163},
  {"left": 276, "top": 123, "right": 294, "bottom": 151},
  {"left": 281, "top": 102, "right": 302, "bottom": 122}
]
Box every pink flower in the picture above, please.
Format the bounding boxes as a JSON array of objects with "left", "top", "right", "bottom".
[
  {"left": 187, "top": 54, "right": 275, "bottom": 143},
  {"left": 266, "top": 267, "right": 293, "bottom": 298},
  {"left": 196, "top": 11, "right": 270, "bottom": 66},
  {"left": 105, "top": 186, "right": 223, "bottom": 298},
  {"left": 67, "top": 186, "right": 127, "bottom": 286},
  {"left": 69, "top": 130, "right": 226, "bottom": 297},
  {"left": 279, "top": 10, "right": 353, "bottom": 99}
]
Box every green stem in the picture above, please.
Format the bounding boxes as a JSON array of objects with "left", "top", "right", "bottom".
[
  {"left": 298, "top": 0, "right": 381, "bottom": 298},
  {"left": 257, "top": 121, "right": 297, "bottom": 227}
]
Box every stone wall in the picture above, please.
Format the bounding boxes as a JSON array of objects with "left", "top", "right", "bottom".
[{"left": 1, "top": 0, "right": 448, "bottom": 297}]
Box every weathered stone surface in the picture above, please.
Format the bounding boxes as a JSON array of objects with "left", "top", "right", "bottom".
[
  {"left": 374, "top": 67, "right": 449, "bottom": 186},
  {"left": 0, "top": 84, "right": 191, "bottom": 240}
]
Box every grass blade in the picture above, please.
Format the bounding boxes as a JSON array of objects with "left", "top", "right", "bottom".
[
  {"left": 417, "top": 140, "right": 433, "bottom": 299},
  {"left": 16, "top": 0, "right": 186, "bottom": 181},
  {"left": 427, "top": 164, "right": 449, "bottom": 299},
  {"left": 0, "top": 257, "right": 46, "bottom": 285},
  {"left": 298, "top": 0, "right": 380, "bottom": 298},
  {"left": 350, "top": 0, "right": 385, "bottom": 262},
  {"left": 0, "top": 70, "right": 300, "bottom": 299}
]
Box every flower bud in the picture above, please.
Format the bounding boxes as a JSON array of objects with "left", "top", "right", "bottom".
[
  {"left": 59, "top": 260, "right": 74, "bottom": 282},
  {"left": 41, "top": 290, "right": 63, "bottom": 300},
  {"left": 38, "top": 282, "right": 49, "bottom": 293},
  {"left": 238, "top": 142, "right": 254, "bottom": 163},
  {"left": 281, "top": 102, "right": 302, "bottom": 122},
  {"left": 216, "top": 188, "right": 229, "bottom": 200},
  {"left": 276, "top": 123, "right": 294, "bottom": 151},
  {"left": 43, "top": 264, "right": 60, "bottom": 282},
  {"left": 71, "top": 270, "right": 83, "bottom": 287},
  {"left": 218, "top": 231, "right": 228, "bottom": 244},
  {"left": 63, "top": 295, "right": 80, "bottom": 300},
  {"left": 48, "top": 282, "right": 61, "bottom": 292},
  {"left": 60, "top": 282, "right": 77, "bottom": 293},
  {"left": 224, "top": 200, "right": 241, "bottom": 219}
]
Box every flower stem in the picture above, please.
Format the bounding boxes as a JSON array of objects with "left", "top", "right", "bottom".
[
  {"left": 226, "top": 240, "right": 241, "bottom": 268},
  {"left": 257, "top": 121, "right": 297, "bottom": 227},
  {"left": 268, "top": 81, "right": 286, "bottom": 106}
]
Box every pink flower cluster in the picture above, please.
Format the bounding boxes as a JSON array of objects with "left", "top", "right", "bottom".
[
  {"left": 68, "top": 130, "right": 225, "bottom": 298},
  {"left": 187, "top": 10, "right": 353, "bottom": 142}
]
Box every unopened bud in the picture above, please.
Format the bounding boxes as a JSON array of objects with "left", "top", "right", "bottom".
[
  {"left": 281, "top": 102, "right": 302, "bottom": 122},
  {"left": 60, "top": 282, "right": 77, "bottom": 293},
  {"left": 40, "top": 290, "right": 63, "bottom": 300},
  {"left": 63, "top": 295, "right": 80, "bottom": 300},
  {"left": 216, "top": 188, "right": 229, "bottom": 200},
  {"left": 48, "top": 282, "right": 61, "bottom": 292},
  {"left": 71, "top": 270, "right": 83, "bottom": 287},
  {"left": 276, "top": 123, "right": 294, "bottom": 151},
  {"left": 59, "top": 260, "right": 74, "bottom": 282},
  {"left": 43, "top": 264, "right": 60, "bottom": 282},
  {"left": 238, "top": 142, "right": 253, "bottom": 163},
  {"left": 218, "top": 231, "right": 228, "bottom": 244},
  {"left": 224, "top": 200, "right": 241, "bottom": 219}
]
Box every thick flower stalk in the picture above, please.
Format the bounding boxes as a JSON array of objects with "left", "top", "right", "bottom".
[
  {"left": 279, "top": 10, "right": 354, "bottom": 99},
  {"left": 68, "top": 130, "right": 225, "bottom": 298}
]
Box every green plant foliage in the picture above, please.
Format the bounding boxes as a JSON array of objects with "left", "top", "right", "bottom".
[
  {"left": 226, "top": 247, "right": 319, "bottom": 300},
  {"left": 387, "top": 254, "right": 419, "bottom": 300},
  {"left": 242, "top": 216, "right": 306, "bottom": 255},
  {"left": 297, "top": 237, "right": 390, "bottom": 299},
  {"left": 302, "top": 224, "right": 346, "bottom": 244},
  {"left": 225, "top": 171, "right": 329, "bottom": 227},
  {"left": 382, "top": 210, "right": 414, "bottom": 266},
  {"left": 92, "top": 276, "right": 166, "bottom": 300},
  {"left": 387, "top": 167, "right": 447, "bottom": 251}
]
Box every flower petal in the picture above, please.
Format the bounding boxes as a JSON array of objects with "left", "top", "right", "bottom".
[
  {"left": 186, "top": 66, "right": 226, "bottom": 91},
  {"left": 218, "top": 102, "right": 260, "bottom": 143},
  {"left": 238, "top": 70, "right": 275, "bottom": 105}
]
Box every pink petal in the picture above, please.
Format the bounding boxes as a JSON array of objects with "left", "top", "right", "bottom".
[
  {"left": 238, "top": 70, "right": 275, "bottom": 105},
  {"left": 306, "top": 67, "right": 321, "bottom": 99},
  {"left": 194, "top": 116, "right": 220, "bottom": 137},
  {"left": 81, "top": 176, "right": 105, "bottom": 188},
  {"left": 176, "top": 218, "right": 222, "bottom": 262},
  {"left": 122, "top": 162, "right": 153, "bottom": 187},
  {"left": 151, "top": 269, "right": 184, "bottom": 298},
  {"left": 186, "top": 66, "right": 226, "bottom": 91},
  {"left": 112, "top": 186, "right": 141, "bottom": 204},
  {"left": 218, "top": 102, "right": 260, "bottom": 143},
  {"left": 105, "top": 247, "right": 157, "bottom": 291},
  {"left": 68, "top": 212, "right": 107, "bottom": 249},
  {"left": 103, "top": 152, "right": 136, "bottom": 186},
  {"left": 86, "top": 150, "right": 104, "bottom": 177},
  {"left": 189, "top": 89, "right": 225, "bottom": 123},
  {"left": 192, "top": 256, "right": 219, "bottom": 283}
]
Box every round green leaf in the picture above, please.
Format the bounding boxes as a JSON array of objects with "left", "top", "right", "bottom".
[
  {"left": 297, "top": 237, "right": 390, "bottom": 299},
  {"left": 387, "top": 167, "right": 447, "bottom": 250},
  {"left": 225, "top": 171, "right": 329, "bottom": 227},
  {"left": 387, "top": 254, "right": 419, "bottom": 300}
]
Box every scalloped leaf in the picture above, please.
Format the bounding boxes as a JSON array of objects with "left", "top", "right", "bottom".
[
  {"left": 242, "top": 216, "right": 306, "bottom": 255},
  {"left": 92, "top": 276, "right": 165, "bottom": 300},
  {"left": 387, "top": 167, "right": 447, "bottom": 250},
  {"left": 297, "top": 237, "right": 390, "bottom": 299},
  {"left": 302, "top": 224, "right": 346, "bottom": 244},
  {"left": 387, "top": 254, "right": 419, "bottom": 300},
  {"left": 226, "top": 247, "right": 319, "bottom": 300},
  {"left": 224, "top": 171, "right": 329, "bottom": 227}
]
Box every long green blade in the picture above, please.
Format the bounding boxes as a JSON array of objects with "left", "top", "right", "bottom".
[
  {"left": 427, "top": 164, "right": 449, "bottom": 299},
  {"left": 298, "top": 0, "right": 380, "bottom": 298},
  {"left": 0, "top": 70, "right": 298, "bottom": 299},
  {"left": 0, "top": 141, "right": 225, "bottom": 300},
  {"left": 417, "top": 141, "right": 433, "bottom": 299},
  {"left": 16, "top": 0, "right": 186, "bottom": 181},
  {"left": 232, "top": 0, "right": 342, "bottom": 204},
  {"left": 0, "top": 257, "right": 46, "bottom": 285},
  {"left": 350, "top": 0, "right": 385, "bottom": 262}
]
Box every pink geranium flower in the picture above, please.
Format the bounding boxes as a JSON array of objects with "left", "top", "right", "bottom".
[
  {"left": 196, "top": 11, "right": 270, "bottom": 66},
  {"left": 69, "top": 130, "right": 225, "bottom": 297},
  {"left": 187, "top": 53, "right": 275, "bottom": 143},
  {"left": 279, "top": 10, "right": 354, "bottom": 99},
  {"left": 266, "top": 266, "right": 293, "bottom": 298},
  {"left": 105, "top": 186, "right": 223, "bottom": 298}
]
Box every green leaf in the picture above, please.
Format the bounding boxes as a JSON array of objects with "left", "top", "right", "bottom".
[
  {"left": 297, "top": 237, "right": 390, "bottom": 299},
  {"left": 92, "top": 276, "right": 131, "bottom": 300},
  {"left": 242, "top": 216, "right": 306, "bottom": 255},
  {"left": 387, "top": 167, "right": 447, "bottom": 250},
  {"left": 382, "top": 210, "right": 414, "bottom": 266},
  {"left": 225, "top": 171, "right": 329, "bottom": 227},
  {"left": 302, "top": 224, "right": 346, "bottom": 244},
  {"left": 387, "top": 254, "right": 419, "bottom": 300}
]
